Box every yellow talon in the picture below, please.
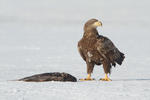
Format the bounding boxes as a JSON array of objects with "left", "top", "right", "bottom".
[
  {"left": 100, "top": 78, "right": 112, "bottom": 81},
  {"left": 79, "top": 78, "right": 95, "bottom": 81},
  {"left": 100, "top": 74, "right": 112, "bottom": 81}
]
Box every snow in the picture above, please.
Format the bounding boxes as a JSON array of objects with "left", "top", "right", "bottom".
[{"left": 0, "top": 0, "right": 150, "bottom": 100}]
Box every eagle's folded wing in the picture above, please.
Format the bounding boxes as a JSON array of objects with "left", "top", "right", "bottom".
[{"left": 96, "top": 36, "right": 125, "bottom": 66}]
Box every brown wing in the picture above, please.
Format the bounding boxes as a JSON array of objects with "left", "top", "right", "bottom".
[{"left": 96, "top": 36, "right": 125, "bottom": 66}]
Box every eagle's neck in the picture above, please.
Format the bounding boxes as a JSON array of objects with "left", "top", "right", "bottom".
[{"left": 83, "top": 29, "right": 99, "bottom": 38}]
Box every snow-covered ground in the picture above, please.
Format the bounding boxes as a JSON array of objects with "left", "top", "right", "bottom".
[{"left": 0, "top": 0, "right": 150, "bottom": 100}]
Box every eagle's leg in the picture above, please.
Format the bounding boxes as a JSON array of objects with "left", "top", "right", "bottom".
[
  {"left": 100, "top": 74, "right": 112, "bottom": 81},
  {"left": 79, "top": 62, "right": 95, "bottom": 81},
  {"left": 100, "top": 60, "right": 112, "bottom": 81}
]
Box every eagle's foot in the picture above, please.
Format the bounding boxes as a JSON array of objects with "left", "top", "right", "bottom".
[
  {"left": 79, "top": 74, "right": 95, "bottom": 81},
  {"left": 100, "top": 78, "right": 112, "bottom": 81},
  {"left": 100, "top": 74, "right": 112, "bottom": 81},
  {"left": 79, "top": 78, "right": 95, "bottom": 81}
]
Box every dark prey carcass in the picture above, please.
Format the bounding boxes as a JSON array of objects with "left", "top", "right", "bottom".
[{"left": 18, "top": 72, "right": 77, "bottom": 82}]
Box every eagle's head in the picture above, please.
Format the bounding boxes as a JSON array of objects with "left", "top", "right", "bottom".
[{"left": 84, "top": 19, "right": 102, "bottom": 32}]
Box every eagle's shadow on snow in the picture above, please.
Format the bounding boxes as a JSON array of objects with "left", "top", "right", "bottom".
[{"left": 114, "top": 79, "right": 150, "bottom": 81}]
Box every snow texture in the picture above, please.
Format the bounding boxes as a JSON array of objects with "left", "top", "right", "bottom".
[{"left": 0, "top": 0, "right": 150, "bottom": 100}]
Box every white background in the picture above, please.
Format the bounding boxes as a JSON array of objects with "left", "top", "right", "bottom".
[{"left": 0, "top": 0, "right": 150, "bottom": 100}]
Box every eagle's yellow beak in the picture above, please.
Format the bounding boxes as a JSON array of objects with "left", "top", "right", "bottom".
[{"left": 93, "top": 21, "right": 102, "bottom": 27}]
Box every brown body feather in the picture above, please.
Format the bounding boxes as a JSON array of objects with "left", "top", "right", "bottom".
[{"left": 78, "top": 19, "right": 125, "bottom": 74}]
